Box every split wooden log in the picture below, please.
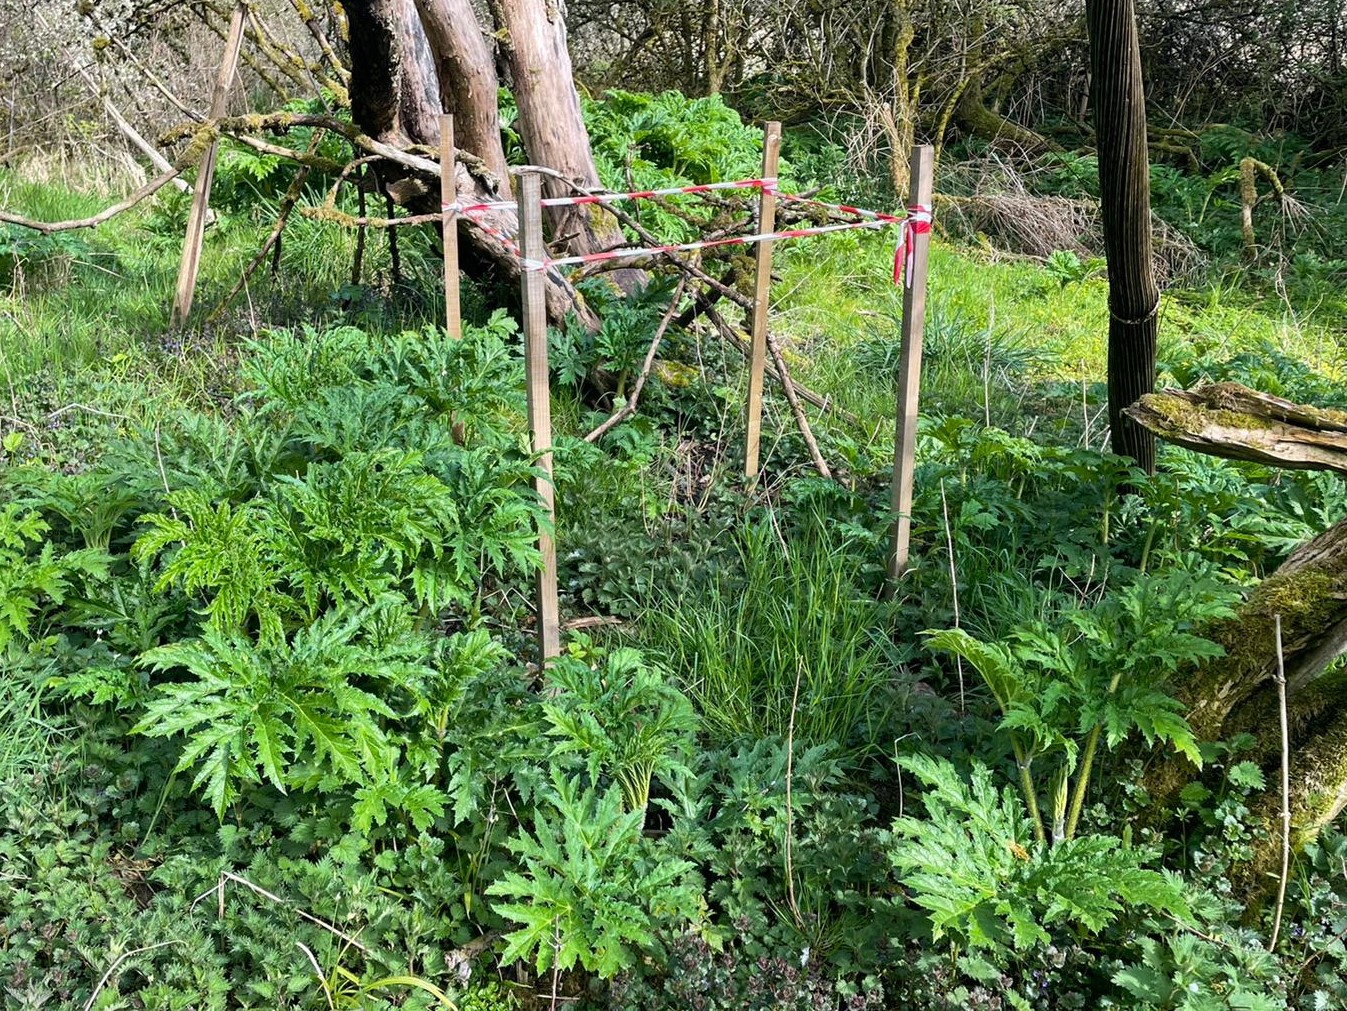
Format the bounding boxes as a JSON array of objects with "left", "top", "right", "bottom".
[{"left": 1125, "top": 381, "right": 1347, "bottom": 474}]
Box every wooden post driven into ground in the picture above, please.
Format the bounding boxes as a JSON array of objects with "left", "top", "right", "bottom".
[
  {"left": 743, "top": 121, "right": 782, "bottom": 480},
  {"left": 518, "top": 172, "right": 561, "bottom": 661},
  {"left": 439, "top": 114, "right": 461, "bottom": 340},
  {"left": 169, "top": 2, "right": 245, "bottom": 327},
  {"left": 886, "top": 145, "right": 936, "bottom": 585}
]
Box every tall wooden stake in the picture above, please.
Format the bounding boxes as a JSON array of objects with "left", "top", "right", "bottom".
[
  {"left": 886, "top": 145, "right": 935, "bottom": 586},
  {"left": 519, "top": 172, "right": 561, "bottom": 662},
  {"left": 170, "top": 3, "right": 245, "bottom": 327},
  {"left": 439, "top": 114, "right": 462, "bottom": 339},
  {"left": 743, "top": 121, "right": 781, "bottom": 480}
]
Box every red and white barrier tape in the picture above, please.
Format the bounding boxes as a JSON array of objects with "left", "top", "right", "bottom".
[
  {"left": 526, "top": 217, "right": 897, "bottom": 271},
  {"left": 442, "top": 177, "right": 774, "bottom": 215},
  {"left": 893, "top": 205, "right": 933, "bottom": 288},
  {"left": 441, "top": 178, "right": 932, "bottom": 285}
]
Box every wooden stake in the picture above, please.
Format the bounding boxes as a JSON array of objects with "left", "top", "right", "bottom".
[
  {"left": 439, "top": 114, "right": 461, "bottom": 339},
  {"left": 169, "top": 2, "right": 245, "bottom": 327},
  {"left": 886, "top": 145, "right": 935, "bottom": 586},
  {"left": 743, "top": 120, "right": 781, "bottom": 480},
  {"left": 519, "top": 172, "right": 560, "bottom": 662}
]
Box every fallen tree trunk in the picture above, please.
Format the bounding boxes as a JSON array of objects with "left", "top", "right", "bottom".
[
  {"left": 1128, "top": 382, "right": 1347, "bottom": 892},
  {"left": 1126, "top": 382, "right": 1347, "bottom": 474}
]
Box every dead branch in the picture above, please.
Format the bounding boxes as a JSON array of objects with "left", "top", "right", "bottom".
[
  {"left": 285, "top": 0, "right": 351, "bottom": 86},
  {"left": 703, "top": 303, "right": 859, "bottom": 428},
  {"left": 1125, "top": 382, "right": 1347, "bottom": 474},
  {"left": 206, "top": 134, "right": 323, "bottom": 323},
  {"left": 0, "top": 159, "right": 190, "bottom": 234},
  {"left": 584, "top": 275, "right": 688, "bottom": 443},
  {"left": 767, "top": 331, "right": 832, "bottom": 479}
]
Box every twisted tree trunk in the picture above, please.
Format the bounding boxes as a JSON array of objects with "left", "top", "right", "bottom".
[
  {"left": 1086, "top": 0, "right": 1158, "bottom": 473},
  {"left": 343, "top": 0, "right": 599, "bottom": 326}
]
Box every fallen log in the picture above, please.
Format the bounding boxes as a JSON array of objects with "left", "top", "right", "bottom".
[
  {"left": 1127, "top": 381, "right": 1347, "bottom": 897},
  {"left": 1125, "top": 381, "right": 1347, "bottom": 474}
]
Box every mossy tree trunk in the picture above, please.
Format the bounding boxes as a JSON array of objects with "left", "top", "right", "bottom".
[{"left": 1130, "top": 384, "right": 1347, "bottom": 889}]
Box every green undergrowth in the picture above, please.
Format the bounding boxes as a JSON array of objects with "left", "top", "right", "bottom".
[{"left": 4, "top": 96, "right": 1347, "bottom": 1010}]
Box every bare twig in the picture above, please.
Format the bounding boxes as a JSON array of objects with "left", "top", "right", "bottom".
[
  {"left": 194, "top": 872, "right": 372, "bottom": 954},
  {"left": 0, "top": 160, "right": 187, "bottom": 234},
  {"left": 1269, "top": 612, "right": 1292, "bottom": 951},
  {"left": 47, "top": 403, "right": 129, "bottom": 422},
  {"left": 703, "top": 304, "right": 859, "bottom": 427},
  {"left": 206, "top": 149, "right": 317, "bottom": 323},
  {"left": 83, "top": 941, "right": 184, "bottom": 1011},
  {"left": 584, "top": 276, "right": 687, "bottom": 443},
  {"left": 297, "top": 942, "right": 336, "bottom": 1011},
  {"left": 940, "top": 478, "right": 966, "bottom": 715},
  {"left": 766, "top": 332, "right": 832, "bottom": 479}
]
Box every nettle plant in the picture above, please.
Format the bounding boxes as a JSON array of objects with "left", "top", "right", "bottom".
[{"left": 49, "top": 316, "right": 543, "bottom": 820}]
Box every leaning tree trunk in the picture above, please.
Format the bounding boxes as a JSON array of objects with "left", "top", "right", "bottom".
[
  {"left": 1129, "top": 384, "right": 1347, "bottom": 892},
  {"left": 1086, "top": 0, "right": 1158, "bottom": 474},
  {"left": 492, "top": 0, "right": 632, "bottom": 267},
  {"left": 414, "top": 0, "right": 512, "bottom": 185},
  {"left": 343, "top": 0, "right": 596, "bottom": 326}
]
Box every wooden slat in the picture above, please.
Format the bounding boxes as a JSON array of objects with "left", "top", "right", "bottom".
[
  {"left": 519, "top": 172, "right": 561, "bottom": 661},
  {"left": 439, "top": 114, "right": 462, "bottom": 339},
  {"left": 887, "top": 145, "right": 936, "bottom": 585},
  {"left": 743, "top": 121, "right": 781, "bottom": 480}
]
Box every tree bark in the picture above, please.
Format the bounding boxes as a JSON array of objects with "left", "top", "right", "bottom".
[
  {"left": 414, "top": 0, "right": 512, "bottom": 185},
  {"left": 343, "top": 0, "right": 597, "bottom": 327},
  {"left": 346, "top": 0, "right": 408, "bottom": 144},
  {"left": 491, "top": 0, "right": 631, "bottom": 263},
  {"left": 954, "top": 76, "right": 1061, "bottom": 155},
  {"left": 1129, "top": 385, "right": 1347, "bottom": 890},
  {"left": 1086, "top": 0, "right": 1158, "bottom": 473},
  {"left": 1126, "top": 383, "right": 1347, "bottom": 474}
]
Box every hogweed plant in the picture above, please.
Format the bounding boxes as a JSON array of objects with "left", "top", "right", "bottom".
[{"left": 924, "top": 569, "right": 1237, "bottom": 843}]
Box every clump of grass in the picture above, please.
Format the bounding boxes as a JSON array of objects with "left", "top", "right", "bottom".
[
  {"left": 642, "top": 519, "right": 901, "bottom": 760},
  {"left": 0, "top": 649, "right": 68, "bottom": 781}
]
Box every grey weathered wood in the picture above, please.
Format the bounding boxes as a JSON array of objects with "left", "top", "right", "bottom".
[
  {"left": 886, "top": 145, "right": 935, "bottom": 585},
  {"left": 1125, "top": 382, "right": 1347, "bottom": 475},
  {"left": 439, "top": 114, "right": 461, "bottom": 340},
  {"left": 170, "top": 3, "right": 244, "bottom": 327},
  {"left": 744, "top": 120, "right": 781, "bottom": 480},
  {"left": 519, "top": 172, "right": 561, "bottom": 661},
  {"left": 493, "top": 0, "right": 628, "bottom": 267}
]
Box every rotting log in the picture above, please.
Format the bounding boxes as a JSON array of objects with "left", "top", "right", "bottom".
[
  {"left": 1128, "top": 382, "right": 1347, "bottom": 892},
  {"left": 1126, "top": 382, "right": 1347, "bottom": 474}
]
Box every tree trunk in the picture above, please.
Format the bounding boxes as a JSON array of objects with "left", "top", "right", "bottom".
[
  {"left": 1129, "top": 384, "right": 1347, "bottom": 893},
  {"left": 491, "top": 0, "right": 631, "bottom": 265},
  {"left": 414, "top": 0, "right": 512, "bottom": 186},
  {"left": 1086, "top": 0, "right": 1158, "bottom": 474},
  {"left": 954, "top": 75, "right": 1061, "bottom": 155},
  {"left": 396, "top": 0, "right": 445, "bottom": 148},
  {"left": 344, "top": 0, "right": 597, "bottom": 327},
  {"left": 346, "top": 0, "right": 408, "bottom": 143}
]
